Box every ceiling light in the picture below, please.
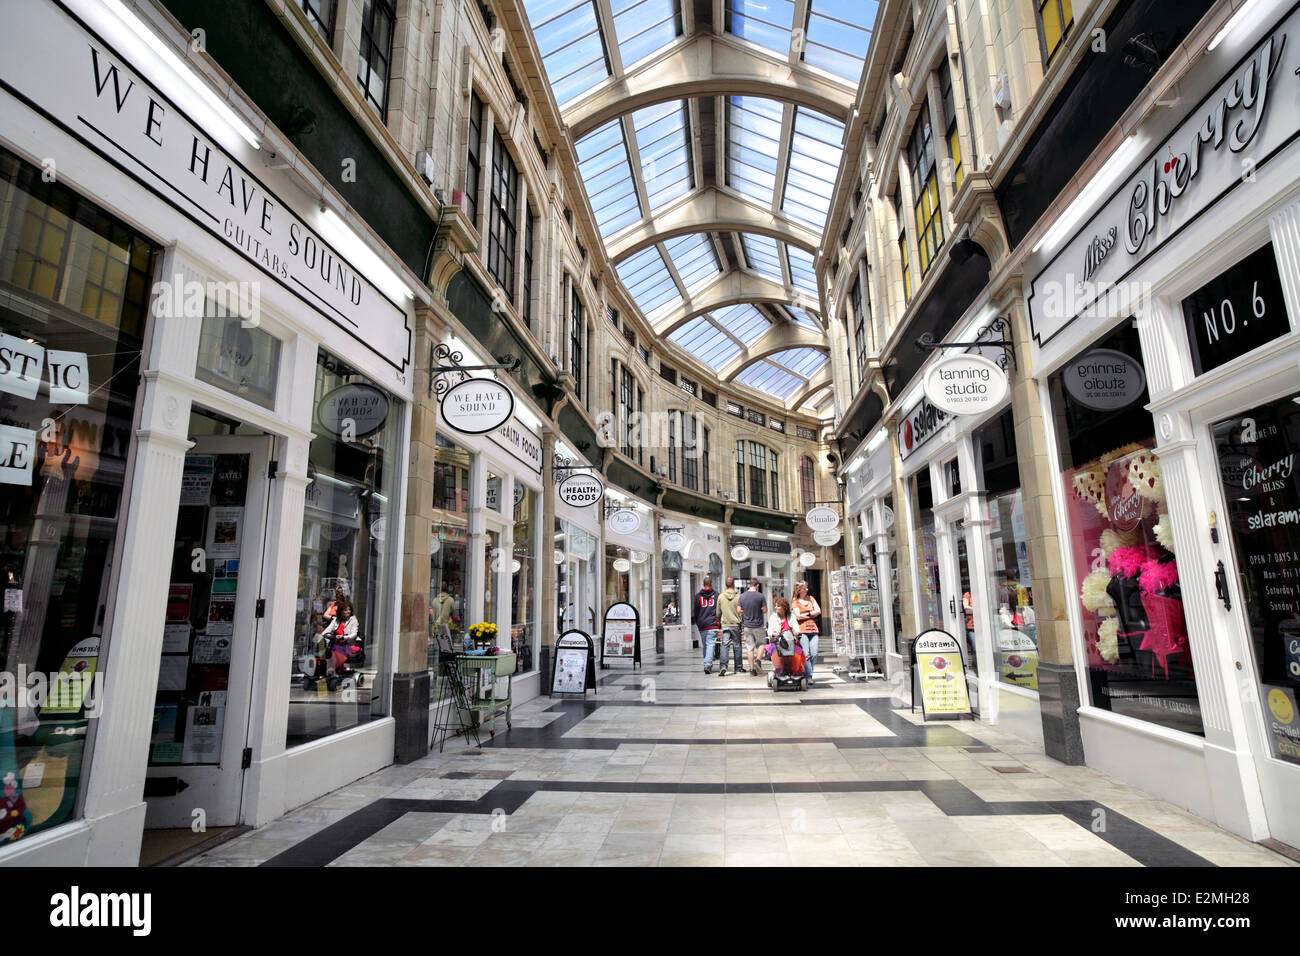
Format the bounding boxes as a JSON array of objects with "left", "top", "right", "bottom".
[
  {"left": 102, "top": 0, "right": 261, "bottom": 150},
  {"left": 1208, "top": 0, "right": 1268, "bottom": 51},
  {"left": 1033, "top": 135, "right": 1145, "bottom": 256},
  {"left": 319, "top": 207, "right": 416, "bottom": 302}
]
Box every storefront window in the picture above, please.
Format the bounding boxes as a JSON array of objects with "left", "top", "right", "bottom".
[
  {"left": 485, "top": 470, "right": 503, "bottom": 513},
  {"left": 1050, "top": 325, "right": 1201, "bottom": 735},
  {"left": 429, "top": 434, "right": 470, "bottom": 699},
  {"left": 291, "top": 349, "right": 400, "bottom": 747},
  {"left": 511, "top": 487, "right": 537, "bottom": 674},
  {"left": 978, "top": 410, "right": 1038, "bottom": 690},
  {"left": 605, "top": 544, "right": 630, "bottom": 604},
  {"left": 0, "top": 149, "right": 157, "bottom": 842},
  {"left": 483, "top": 529, "right": 500, "bottom": 628},
  {"left": 661, "top": 548, "right": 682, "bottom": 625},
  {"left": 1213, "top": 394, "right": 1300, "bottom": 765},
  {"left": 885, "top": 495, "right": 902, "bottom": 654},
  {"left": 912, "top": 472, "right": 943, "bottom": 631},
  {"left": 556, "top": 518, "right": 596, "bottom": 633}
]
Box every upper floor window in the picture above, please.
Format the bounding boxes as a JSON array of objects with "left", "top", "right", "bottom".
[
  {"left": 522, "top": 212, "right": 535, "bottom": 329},
  {"left": 850, "top": 272, "right": 868, "bottom": 376},
  {"left": 682, "top": 413, "right": 699, "bottom": 491},
  {"left": 769, "top": 447, "right": 780, "bottom": 510},
  {"left": 800, "top": 456, "right": 816, "bottom": 513},
  {"left": 894, "top": 187, "right": 911, "bottom": 303},
  {"left": 357, "top": 0, "right": 395, "bottom": 116},
  {"left": 619, "top": 363, "right": 636, "bottom": 459},
  {"left": 842, "top": 312, "right": 857, "bottom": 393},
  {"left": 938, "top": 60, "right": 963, "bottom": 192},
  {"left": 907, "top": 106, "right": 943, "bottom": 277},
  {"left": 488, "top": 128, "right": 519, "bottom": 299},
  {"left": 735, "top": 440, "right": 746, "bottom": 504},
  {"left": 300, "top": 0, "right": 336, "bottom": 41},
  {"left": 570, "top": 287, "right": 586, "bottom": 400},
  {"left": 466, "top": 93, "right": 483, "bottom": 226},
  {"left": 1036, "top": 0, "right": 1074, "bottom": 65},
  {"left": 747, "top": 440, "right": 769, "bottom": 508}
]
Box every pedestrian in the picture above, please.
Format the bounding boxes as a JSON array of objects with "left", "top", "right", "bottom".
[
  {"left": 738, "top": 580, "right": 768, "bottom": 677},
  {"left": 792, "top": 581, "right": 822, "bottom": 686},
  {"left": 693, "top": 574, "right": 722, "bottom": 675},
  {"left": 718, "top": 576, "right": 743, "bottom": 675}
]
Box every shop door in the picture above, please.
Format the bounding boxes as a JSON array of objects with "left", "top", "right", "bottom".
[
  {"left": 144, "top": 435, "right": 272, "bottom": 828},
  {"left": 943, "top": 520, "right": 980, "bottom": 713},
  {"left": 1211, "top": 395, "right": 1300, "bottom": 849}
]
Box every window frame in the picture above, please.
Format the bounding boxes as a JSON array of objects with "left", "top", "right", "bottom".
[
  {"left": 300, "top": 0, "right": 336, "bottom": 42},
  {"left": 800, "top": 456, "right": 816, "bottom": 513},
  {"left": 466, "top": 92, "right": 483, "bottom": 227},
  {"left": 938, "top": 59, "right": 964, "bottom": 193},
  {"left": 357, "top": 0, "right": 396, "bottom": 117},
  {"left": 487, "top": 127, "right": 520, "bottom": 299},
  {"left": 907, "top": 105, "right": 943, "bottom": 278},
  {"left": 1035, "top": 0, "right": 1075, "bottom": 66}
]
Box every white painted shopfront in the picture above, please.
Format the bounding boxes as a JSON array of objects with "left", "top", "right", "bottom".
[{"left": 659, "top": 513, "right": 725, "bottom": 651}]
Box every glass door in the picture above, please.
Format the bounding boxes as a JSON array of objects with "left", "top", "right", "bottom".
[{"left": 145, "top": 432, "right": 272, "bottom": 828}]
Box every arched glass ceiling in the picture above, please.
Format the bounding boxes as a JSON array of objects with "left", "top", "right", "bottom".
[
  {"left": 804, "top": 0, "right": 877, "bottom": 82},
  {"left": 670, "top": 303, "right": 771, "bottom": 369},
  {"left": 612, "top": 0, "right": 681, "bottom": 68},
  {"left": 784, "top": 106, "right": 843, "bottom": 228},
  {"left": 725, "top": 0, "right": 795, "bottom": 59},
  {"left": 634, "top": 101, "right": 693, "bottom": 211},
  {"left": 786, "top": 245, "right": 817, "bottom": 297},
  {"left": 785, "top": 306, "right": 821, "bottom": 331},
  {"left": 575, "top": 120, "right": 641, "bottom": 236},
  {"left": 736, "top": 348, "right": 828, "bottom": 399},
  {"left": 617, "top": 246, "right": 680, "bottom": 314},
  {"left": 664, "top": 233, "right": 720, "bottom": 290}
]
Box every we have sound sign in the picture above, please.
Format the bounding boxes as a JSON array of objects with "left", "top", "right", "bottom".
[
  {"left": 3, "top": 1, "right": 411, "bottom": 371},
  {"left": 1028, "top": 6, "right": 1300, "bottom": 345}
]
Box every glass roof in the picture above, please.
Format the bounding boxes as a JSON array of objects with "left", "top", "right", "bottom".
[
  {"left": 670, "top": 316, "right": 742, "bottom": 368},
  {"left": 771, "top": 347, "right": 828, "bottom": 377},
  {"left": 715, "top": 303, "right": 770, "bottom": 344},
  {"left": 786, "top": 306, "right": 821, "bottom": 331},
  {"left": 635, "top": 101, "right": 693, "bottom": 211},
  {"left": 783, "top": 107, "right": 844, "bottom": 228},
  {"left": 611, "top": 0, "right": 681, "bottom": 69},
  {"left": 740, "top": 233, "right": 782, "bottom": 284},
  {"left": 727, "top": 96, "right": 783, "bottom": 207},
  {"left": 616, "top": 246, "right": 681, "bottom": 315},
  {"left": 527, "top": 0, "right": 610, "bottom": 106},
  {"left": 804, "top": 0, "right": 876, "bottom": 82},
  {"left": 664, "top": 233, "right": 720, "bottom": 290},
  {"left": 736, "top": 348, "right": 827, "bottom": 399},
  {"left": 786, "top": 245, "right": 817, "bottom": 296},
  {"left": 725, "top": 0, "right": 796, "bottom": 58},
  {"left": 575, "top": 120, "right": 641, "bottom": 237}
]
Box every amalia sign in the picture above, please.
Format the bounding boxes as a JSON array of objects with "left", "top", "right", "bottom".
[
  {"left": 923, "top": 355, "right": 1008, "bottom": 415},
  {"left": 805, "top": 506, "right": 840, "bottom": 532}
]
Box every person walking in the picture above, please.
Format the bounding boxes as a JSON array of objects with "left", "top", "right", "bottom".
[
  {"left": 792, "top": 581, "right": 822, "bottom": 686},
  {"left": 693, "top": 575, "right": 722, "bottom": 675},
  {"left": 718, "top": 577, "right": 743, "bottom": 675},
  {"left": 738, "top": 581, "right": 768, "bottom": 677}
]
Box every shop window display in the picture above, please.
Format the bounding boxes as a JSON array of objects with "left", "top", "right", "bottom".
[
  {"left": 0, "top": 150, "right": 157, "bottom": 842},
  {"left": 911, "top": 472, "right": 943, "bottom": 632},
  {"left": 291, "top": 349, "right": 400, "bottom": 747},
  {"left": 429, "top": 434, "right": 470, "bottom": 699},
  {"left": 661, "top": 547, "right": 682, "bottom": 625},
  {"left": 511, "top": 487, "right": 537, "bottom": 674},
  {"left": 1050, "top": 325, "right": 1201, "bottom": 735}
]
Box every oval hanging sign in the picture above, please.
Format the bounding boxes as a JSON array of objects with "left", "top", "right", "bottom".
[
  {"left": 557, "top": 472, "right": 604, "bottom": 508},
  {"left": 318, "top": 383, "right": 390, "bottom": 437},
  {"left": 439, "top": 377, "right": 515, "bottom": 435},
  {"left": 798, "top": 551, "right": 817, "bottom": 567},
  {"left": 923, "top": 354, "right": 1009, "bottom": 416},
  {"left": 730, "top": 545, "right": 751, "bottom": 562},
  {"left": 1061, "top": 348, "right": 1146, "bottom": 411},
  {"left": 662, "top": 531, "right": 686, "bottom": 552},
  {"left": 612, "top": 557, "right": 631, "bottom": 573},
  {"left": 606, "top": 509, "right": 641, "bottom": 535},
  {"left": 813, "top": 528, "right": 842, "bottom": 546},
  {"left": 858, "top": 539, "right": 871, "bottom": 558},
  {"left": 805, "top": 506, "right": 840, "bottom": 532}
]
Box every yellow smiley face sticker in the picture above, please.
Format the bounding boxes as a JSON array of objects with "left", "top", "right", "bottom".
[{"left": 1268, "top": 689, "right": 1295, "bottom": 725}]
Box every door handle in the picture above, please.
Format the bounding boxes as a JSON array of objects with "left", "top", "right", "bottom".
[
  {"left": 949, "top": 598, "right": 956, "bottom": 616},
  {"left": 1214, "top": 561, "right": 1232, "bottom": 611}
]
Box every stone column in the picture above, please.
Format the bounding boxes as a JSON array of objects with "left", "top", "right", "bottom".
[
  {"left": 392, "top": 303, "right": 444, "bottom": 762},
  {"left": 1003, "top": 291, "right": 1085, "bottom": 764}
]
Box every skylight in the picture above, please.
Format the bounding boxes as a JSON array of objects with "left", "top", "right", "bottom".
[
  {"left": 611, "top": 0, "right": 681, "bottom": 69},
  {"left": 804, "top": 0, "right": 876, "bottom": 82},
  {"left": 786, "top": 245, "right": 817, "bottom": 296},
  {"left": 771, "top": 347, "right": 828, "bottom": 378},
  {"left": 670, "top": 316, "right": 742, "bottom": 368},
  {"left": 634, "top": 101, "right": 693, "bottom": 211},
  {"left": 714, "top": 303, "right": 770, "bottom": 344},
  {"left": 736, "top": 362, "right": 805, "bottom": 399},
  {"left": 616, "top": 246, "right": 681, "bottom": 315},
  {"left": 726, "top": 0, "right": 796, "bottom": 58},
  {"left": 575, "top": 120, "right": 641, "bottom": 236},
  {"left": 664, "top": 234, "right": 720, "bottom": 291},
  {"left": 783, "top": 107, "right": 843, "bottom": 228},
  {"left": 786, "top": 306, "right": 821, "bottom": 331},
  {"left": 726, "top": 96, "right": 784, "bottom": 207},
  {"left": 740, "top": 233, "right": 782, "bottom": 284},
  {"left": 526, "top": 0, "right": 610, "bottom": 106}
]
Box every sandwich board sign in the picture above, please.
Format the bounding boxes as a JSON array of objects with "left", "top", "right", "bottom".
[
  {"left": 600, "top": 601, "right": 641, "bottom": 669},
  {"left": 911, "top": 629, "right": 972, "bottom": 720},
  {"left": 552, "top": 629, "right": 596, "bottom": 697}
]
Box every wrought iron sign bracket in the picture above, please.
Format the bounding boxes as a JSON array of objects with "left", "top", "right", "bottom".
[
  {"left": 429, "top": 342, "right": 521, "bottom": 397},
  {"left": 914, "top": 314, "right": 1017, "bottom": 371}
]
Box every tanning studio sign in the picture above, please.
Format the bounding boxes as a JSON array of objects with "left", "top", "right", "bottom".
[{"left": 1027, "top": 8, "right": 1300, "bottom": 346}]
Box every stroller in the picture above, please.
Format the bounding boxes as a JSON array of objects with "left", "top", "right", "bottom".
[
  {"left": 299, "top": 622, "right": 364, "bottom": 692},
  {"left": 767, "top": 630, "right": 807, "bottom": 692}
]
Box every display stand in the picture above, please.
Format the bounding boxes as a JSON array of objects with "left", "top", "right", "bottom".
[
  {"left": 831, "top": 565, "right": 884, "bottom": 680},
  {"left": 600, "top": 602, "right": 641, "bottom": 669},
  {"left": 910, "top": 629, "right": 974, "bottom": 721},
  {"left": 552, "top": 629, "right": 597, "bottom": 697}
]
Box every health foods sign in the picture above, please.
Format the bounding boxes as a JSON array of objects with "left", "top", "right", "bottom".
[
  {"left": 1, "top": 1, "right": 411, "bottom": 372},
  {"left": 1027, "top": 7, "right": 1300, "bottom": 346}
]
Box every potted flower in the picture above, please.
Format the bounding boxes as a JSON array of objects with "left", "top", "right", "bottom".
[{"left": 467, "top": 621, "right": 498, "bottom": 652}]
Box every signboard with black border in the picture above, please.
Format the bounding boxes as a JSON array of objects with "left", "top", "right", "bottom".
[
  {"left": 600, "top": 601, "right": 641, "bottom": 669},
  {"left": 551, "top": 629, "right": 597, "bottom": 697},
  {"left": 1181, "top": 242, "right": 1290, "bottom": 376},
  {"left": 910, "top": 629, "right": 973, "bottom": 721}
]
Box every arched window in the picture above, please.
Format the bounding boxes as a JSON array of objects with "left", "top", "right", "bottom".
[{"left": 800, "top": 456, "right": 816, "bottom": 513}]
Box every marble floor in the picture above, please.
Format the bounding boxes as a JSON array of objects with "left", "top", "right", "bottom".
[{"left": 186, "top": 653, "right": 1297, "bottom": 867}]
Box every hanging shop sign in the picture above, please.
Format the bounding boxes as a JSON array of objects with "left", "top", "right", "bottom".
[
  {"left": 1181, "top": 243, "right": 1290, "bottom": 376},
  {"left": 317, "top": 383, "right": 390, "bottom": 437},
  {"left": 813, "top": 529, "right": 842, "bottom": 547},
  {"left": 1061, "top": 348, "right": 1146, "bottom": 411},
  {"left": 1, "top": 1, "right": 413, "bottom": 373},
  {"left": 922, "top": 354, "right": 1008, "bottom": 416},
  {"left": 551, "top": 629, "right": 596, "bottom": 696},
  {"left": 911, "top": 629, "right": 972, "bottom": 719},
  {"left": 798, "top": 552, "right": 817, "bottom": 568},
  {"left": 730, "top": 545, "right": 751, "bottom": 562},
  {"left": 858, "top": 539, "right": 871, "bottom": 559},
  {"left": 1027, "top": 5, "right": 1300, "bottom": 346},
  {"left": 558, "top": 472, "right": 604, "bottom": 507},
  {"left": 630, "top": 550, "right": 649, "bottom": 565},
  {"left": 490, "top": 415, "right": 543, "bottom": 473},
  {"left": 898, "top": 397, "right": 949, "bottom": 460},
  {"left": 439, "top": 378, "right": 514, "bottom": 435},
  {"left": 882, "top": 505, "right": 895, "bottom": 528},
  {"left": 805, "top": 506, "right": 840, "bottom": 533},
  {"left": 612, "top": 557, "right": 631, "bottom": 573},
  {"left": 606, "top": 508, "right": 642, "bottom": 536},
  {"left": 600, "top": 601, "right": 641, "bottom": 668},
  {"left": 728, "top": 535, "right": 792, "bottom": 556},
  {"left": 662, "top": 531, "right": 686, "bottom": 552}
]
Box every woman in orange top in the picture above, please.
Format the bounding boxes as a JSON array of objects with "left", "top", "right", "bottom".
[{"left": 792, "top": 582, "right": 822, "bottom": 687}]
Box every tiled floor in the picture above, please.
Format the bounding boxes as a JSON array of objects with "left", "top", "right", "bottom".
[{"left": 187, "top": 653, "right": 1296, "bottom": 867}]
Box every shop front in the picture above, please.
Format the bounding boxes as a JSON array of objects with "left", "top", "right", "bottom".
[
  {"left": 843, "top": 432, "right": 901, "bottom": 675},
  {"left": 659, "top": 515, "right": 725, "bottom": 651},
  {"left": 1024, "top": 0, "right": 1300, "bottom": 844},
  {"left": 0, "top": 0, "right": 418, "bottom": 863},
  {"left": 602, "top": 491, "right": 655, "bottom": 652},
  {"left": 554, "top": 443, "right": 602, "bottom": 643},
  {"left": 728, "top": 531, "right": 794, "bottom": 602}
]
